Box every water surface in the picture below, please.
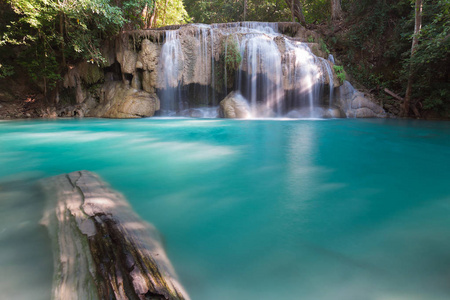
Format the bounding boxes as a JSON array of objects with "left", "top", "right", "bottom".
[{"left": 0, "top": 118, "right": 449, "bottom": 300}]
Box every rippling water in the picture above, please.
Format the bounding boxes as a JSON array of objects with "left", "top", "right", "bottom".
[{"left": 1, "top": 118, "right": 449, "bottom": 300}]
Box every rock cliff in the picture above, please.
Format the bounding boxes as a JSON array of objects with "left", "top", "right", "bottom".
[{"left": 54, "top": 22, "right": 384, "bottom": 119}]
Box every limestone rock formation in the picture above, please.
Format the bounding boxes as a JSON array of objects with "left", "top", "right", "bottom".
[
  {"left": 219, "top": 91, "right": 251, "bottom": 118},
  {"left": 40, "top": 170, "right": 190, "bottom": 300},
  {"left": 118, "top": 49, "right": 138, "bottom": 75},
  {"left": 121, "top": 23, "right": 342, "bottom": 95},
  {"left": 337, "top": 81, "right": 386, "bottom": 118},
  {"left": 88, "top": 81, "right": 160, "bottom": 118},
  {"left": 142, "top": 70, "right": 158, "bottom": 93},
  {"left": 53, "top": 22, "right": 382, "bottom": 119},
  {"left": 137, "top": 39, "right": 160, "bottom": 72}
]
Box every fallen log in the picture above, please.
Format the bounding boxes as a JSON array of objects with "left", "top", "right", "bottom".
[
  {"left": 40, "top": 170, "right": 189, "bottom": 300},
  {"left": 384, "top": 88, "right": 404, "bottom": 101}
]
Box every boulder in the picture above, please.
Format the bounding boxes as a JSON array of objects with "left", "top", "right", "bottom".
[
  {"left": 88, "top": 81, "right": 160, "bottom": 118},
  {"left": 336, "top": 81, "right": 386, "bottom": 118},
  {"left": 219, "top": 91, "right": 251, "bottom": 118}
]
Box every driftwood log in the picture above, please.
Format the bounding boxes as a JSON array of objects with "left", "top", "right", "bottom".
[{"left": 40, "top": 171, "right": 189, "bottom": 300}]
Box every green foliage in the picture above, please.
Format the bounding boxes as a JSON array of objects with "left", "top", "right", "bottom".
[
  {"left": 302, "top": 0, "right": 330, "bottom": 23},
  {"left": 122, "top": 0, "right": 154, "bottom": 29},
  {"left": 184, "top": 0, "right": 291, "bottom": 23},
  {"left": 405, "top": 0, "right": 450, "bottom": 114},
  {"left": 18, "top": 45, "right": 61, "bottom": 88},
  {"left": 0, "top": 0, "right": 127, "bottom": 94},
  {"left": 333, "top": 65, "right": 345, "bottom": 84},
  {"left": 183, "top": 0, "right": 333, "bottom": 24},
  {"left": 154, "top": 0, "right": 189, "bottom": 27},
  {"left": 215, "top": 35, "right": 242, "bottom": 91},
  {"left": 338, "top": 0, "right": 450, "bottom": 116},
  {"left": 224, "top": 37, "right": 242, "bottom": 75},
  {"left": 319, "top": 38, "right": 330, "bottom": 54},
  {"left": 0, "top": 0, "right": 186, "bottom": 96},
  {"left": 0, "top": 63, "right": 14, "bottom": 78}
]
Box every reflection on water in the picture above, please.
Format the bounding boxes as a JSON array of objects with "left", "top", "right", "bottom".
[
  {"left": 0, "top": 118, "right": 449, "bottom": 300},
  {"left": 0, "top": 175, "right": 53, "bottom": 300}
]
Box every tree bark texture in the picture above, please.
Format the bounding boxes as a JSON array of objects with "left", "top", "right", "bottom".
[
  {"left": 284, "top": 0, "right": 306, "bottom": 26},
  {"left": 331, "top": 0, "right": 342, "bottom": 20},
  {"left": 244, "top": 0, "right": 247, "bottom": 21},
  {"left": 403, "top": 0, "right": 422, "bottom": 117}
]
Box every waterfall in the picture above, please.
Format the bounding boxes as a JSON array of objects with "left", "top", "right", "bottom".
[
  {"left": 238, "top": 34, "right": 283, "bottom": 117},
  {"left": 158, "top": 30, "right": 184, "bottom": 114},
  {"left": 321, "top": 58, "right": 334, "bottom": 108},
  {"left": 194, "top": 24, "right": 211, "bottom": 106},
  {"left": 328, "top": 54, "right": 335, "bottom": 64},
  {"left": 155, "top": 22, "right": 338, "bottom": 118},
  {"left": 210, "top": 27, "right": 216, "bottom": 106},
  {"left": 284, "top": 41, "right": 321, "bottom": 117}
]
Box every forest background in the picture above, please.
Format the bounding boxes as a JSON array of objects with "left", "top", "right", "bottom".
[{"left": 0, "top": 0, "right": 449, "bottom": 117}]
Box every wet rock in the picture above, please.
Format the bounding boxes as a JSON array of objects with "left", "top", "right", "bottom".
[
  {"left": 323, "top": 107, "right": 345, "bottom": 118},
  {"left": 219, "top": 91, "right": 251, "bottom": 118}
]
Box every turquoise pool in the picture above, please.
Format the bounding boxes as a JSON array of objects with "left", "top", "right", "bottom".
[{"left": 0, "top": 118, "right": 449, "bottom": 299}]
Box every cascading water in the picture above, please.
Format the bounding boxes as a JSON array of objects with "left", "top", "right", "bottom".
[
  {"left": 157, "top": 22, "right": 339, "bottom": 118},
  {"left": 238, "top": 34, "right": 284, "bottom": 117},
  {"left": 158, "top": 30, "right": 184, "bottom": 114},
  {"left": 194, "top": 25, "right": 211, "bottom": 106},
  {"left": 321, "top": 57, "right": 334, "bottom": 108},
  {"left": 284, "top": 41, "right": 321, "bottom": 117},
  {"left": 328, "top": 54, "right": 335, "bottom": 64}
]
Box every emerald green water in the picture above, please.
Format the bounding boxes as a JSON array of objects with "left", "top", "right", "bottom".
[{"left": 0, "top": 118, "right": 449, "bottom": 299}]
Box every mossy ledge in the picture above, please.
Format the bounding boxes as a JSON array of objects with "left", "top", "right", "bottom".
[{"left": 40, "top": 170, "right": 189, "bottom": 300}]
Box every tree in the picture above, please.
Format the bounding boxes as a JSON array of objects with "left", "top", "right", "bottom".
[
  {"left": 284, "top": 0, "right": 306, "bottom": 25},
  {"left": 403, "top": 0, "right": 423, "bottom": 117},
  {"left": 244, "top": 0, "right": 247, "bottom": 21},
  {"left": 152, "top": 0, "right": 188, "bottom": 27},
  {"left": 331, "top": 0, "right": 342, "bottom": 20},
  {"left": 183, "top": 0, "right": 291, "bottom": 24}
]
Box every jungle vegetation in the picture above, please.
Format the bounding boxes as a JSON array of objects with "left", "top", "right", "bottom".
[{"left": 0, "top": 0, "right": 449, "bottom": 117}]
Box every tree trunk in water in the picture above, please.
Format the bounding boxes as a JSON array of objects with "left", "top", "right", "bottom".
[
  {"left": 285, "top": 0, "right": 306, "bottom": 26},
  {"left": 331, "top": 0, "right": 342, "bottom": 20},
  {"left": 403, "top": 0, "right": 423, "bottom": 117}
]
